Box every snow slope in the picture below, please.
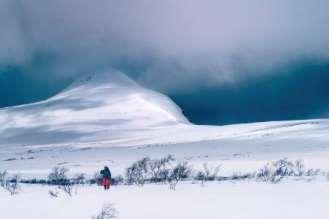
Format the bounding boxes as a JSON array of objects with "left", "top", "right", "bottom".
[
  {"left": 0, "top": 70, "right": 190, "bottom": 147},
  {"left": 1, "top": 70, "right": 329, "bottom": 176}
]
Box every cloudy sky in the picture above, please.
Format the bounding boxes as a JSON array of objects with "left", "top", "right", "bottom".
[{"left": 1, "top": 0, "right": 329, "bottom": 124}]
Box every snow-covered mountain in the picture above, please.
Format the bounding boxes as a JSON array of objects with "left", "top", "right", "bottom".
[
  {"left": 1, "top": 70, "right": 328, "bottom": 148},
  {"left": 0, "top": 70, "right": 190, "bottom": 147},
  {"left": 1, "top": 70, "right": 329, "bottom": 176}
]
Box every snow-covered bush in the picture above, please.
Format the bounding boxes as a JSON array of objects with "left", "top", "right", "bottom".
[
  {"left": 5, "top": 174, "right": 20, "bottom": 195},
  {"left": 229, "top": 172, "right": 255, "bottom": 181},
  {"left": 126, "top": 157, "right": 150, "bottom": 186},
  {"left": 61, "top": 182, "right": 73, "bottom": 196},
  {"left": 0, "top": 171, "right": 20, "bottom": 195},
  {"left": 92, "top": 203, "right": 118, "bottom": 219},
  {"left": 20, "top": 178, "right": 47, "bottom": 184},
  {"left": 195, "top": 163, "right": 221, "bottom": 184},
  {"left": 305, "top": 168, "right": 320, "bottom": 177},
  {"left": 149, "top": 155, "right": 175, "bottom": 183},
  {"left": 48, "top": 166, "right": 70, "bottom": 185},
  {"left": 90, "top": 172, "right": 103, "bottom": 185},
  {"left": 170, "top": 162, "right": 191, "bottom": 181},
  {"left": 257, "top": 159, "right": 294, "bottom": 183},
  {"left": 125, "top": 156, "right": 192, "bottom": 188},
  {"left": 256, "top": 158, "right": 319, "bottom": 183},
  {"left": 48, "top": 166, "right": 73, "bottom": 196},
  {"left": 168, "top": 162, "right": 192, "bottom": 190},
  {"left": 48, "top": 189, "right": 59, "bottom": 198},
  {"left": 294, "top": 159, "right": 305, "bottom": 176},
  {"left": 73, "top": 173, "right": 86, "bottom": 185},
  {"left": 0, "top": 170, "right": 8, "bottom": 187}
]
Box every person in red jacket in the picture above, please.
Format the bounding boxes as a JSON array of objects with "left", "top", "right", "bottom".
[{"left": 100, "top": 166, "right": 112, "bottom": 190}]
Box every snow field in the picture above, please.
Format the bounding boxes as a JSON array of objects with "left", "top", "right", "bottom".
[{"left": 1, "top": 181, "right": 329, "bottom": 219}]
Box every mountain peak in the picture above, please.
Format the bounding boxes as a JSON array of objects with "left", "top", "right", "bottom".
[{"left": 0, "top": 70, "right": 189, "bottom": 147}]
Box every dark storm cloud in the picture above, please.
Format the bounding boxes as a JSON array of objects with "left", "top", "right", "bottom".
[
  {"left": 1, "top": 0, "right": 329, "bottom": 88},
  {"left": 172, "top": 61, "right": 329, "bottom": 124}
]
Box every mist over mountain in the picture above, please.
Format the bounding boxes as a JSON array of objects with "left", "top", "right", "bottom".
[{"left": 1, "top": 0, "right": 329, "bottom": 124}]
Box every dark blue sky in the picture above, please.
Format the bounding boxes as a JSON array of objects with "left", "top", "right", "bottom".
[
  {"left": 170, "top": 60, "right": 329, "bottom": 124},
  {"left": 0, "top": 54, "right": 73, "bottom": 107}
]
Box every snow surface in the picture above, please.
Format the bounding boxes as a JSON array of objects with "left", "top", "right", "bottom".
[{"left": 1, "top": 181, "right": 329, "bottom": 219}]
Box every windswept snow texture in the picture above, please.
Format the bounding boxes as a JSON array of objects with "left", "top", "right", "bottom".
[
  {"left": 0, "top": 71, "right": 189, "bottom": 147},
  {"left": 1, "top": 71, "right": 329, "bottom": 176}
]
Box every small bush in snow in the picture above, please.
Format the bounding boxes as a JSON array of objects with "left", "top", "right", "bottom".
[
  {"left": 73, "top": 173, "right": 86, "bottom": 185},
  {"left": 168, "top": 162, "right": 192, "bottom": 190},
  {"left": 256, "top": 158, "right": 319, "bottom": 183},
  {"left": 48, "top": 166, "right": 70, "bottom": 185},
  {"left": 195, "top": 163, "right": 221, "bottom": 184},
  {"left": 230, "top": 172, "right": 255, "bottom": 181},
  {"left": 92, "top": 203, "right": 118, "bottom": 219},
  {"left": 48, "top": 189, "right": 59, "bottom": 198},
  {"left": 0, "top": 171, "right": 20, "bottom": 195},
  {"left": 305, "top": 168, "right": 320, "bottom": 177},
  {"left": 126, "top": 157, "right": 150, "bottom": 186},
  {"left": 5, "top": 174, "right": 20, "bottom": 195},
  {"left": 0, "top": 170, "right": 8, "bottom": 187},
  {"left": 149, "top": 155, "right": 175, "bottom": 183},
  {"left": 294, "top": 160, "right": 305, "bottom": 176},
  {"left": 256, "top": 159, "right": 294, "bottom": 183},
  {"left": 48, "top": 166, "right": 74, "bottom": 196},
  {"left": 90, "top": 172, "right": 103, "bottom": 185},
  {"left": 62, "top": 183, "right": 73, "bottom": 196}
]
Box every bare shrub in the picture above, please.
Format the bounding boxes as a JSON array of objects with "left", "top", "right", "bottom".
[
  {"left": 305, "top": 168, "right": 320, "bottom": 177},
  {"left": 5, "top": 174, "right": 20, "bottom": 195},
  {"left": 73, "top": 173, "right": 85, "bottom": 184},
  {"left": 90, "top": 172, "right": 103, "bottom": 185},
  {"left": 0, "top": 170, "right": 8, "bottom": 187},
  {"left": 48, "top": 167, "right": 70, "bottom": 185},
  {"left": 168, "top": 162, "right": 192, "bottom": 190},
  {"left": 149, "top": 155, "right": 175, "bottom": 183},
  {"left": 126, "top": 157, "right": 150, "bottom": 186},
  {"left": 48, "top": 166, "right": 73, "bottom": 196},
  {"left": 92, "top": 203, "right": 118, "bottom": 219},
  {"left": 230, "top": 172, "right": 255, "bottom": 181},
  {"left": 72, "top": 173, "right": 86, "bottom": 195},
  {"left": 48, "top": 189, "right": 59, "bottom": 198},
  {"left": 257, "top": 160, "right": 287, "bottom": 183},
  {"left": 272, "top": 158, "right": 295, "bottom": 177},
  {"left": 195, "top": 163, "right": 221, "bottom": 184},
  {"left": 0, "top": 171, "right": 20, "bottom": 195},
  {"left": 61, "top": 183, "right": 73, "bottom": 196},
  {"left": 256, "top": 158, "right": 319, "bottom": 183},
  {"left": 294, "top": 160, "right": 305, "bottom": 176}
]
